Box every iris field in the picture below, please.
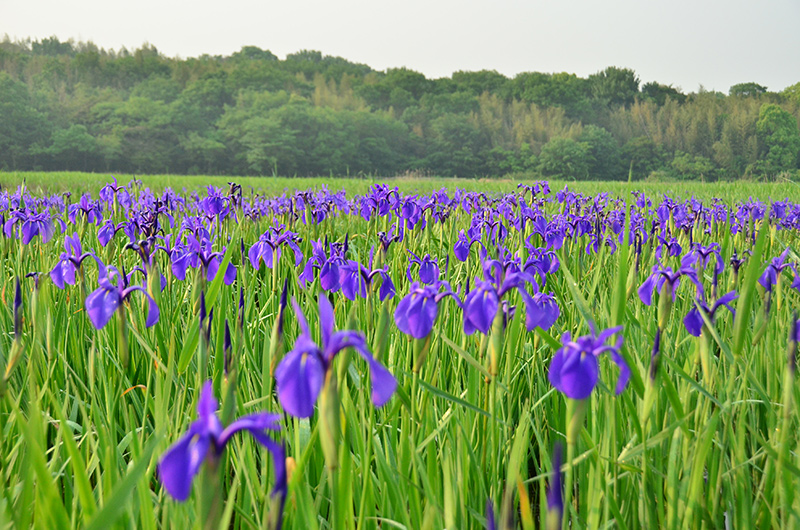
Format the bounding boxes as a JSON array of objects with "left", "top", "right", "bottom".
[{"left": 1, "top": 175, "right": 800, "bottom": 529}]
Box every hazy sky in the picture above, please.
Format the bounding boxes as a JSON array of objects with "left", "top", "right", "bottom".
[{"left": 4, "top": 0, "right": 800, "bottom": 93}]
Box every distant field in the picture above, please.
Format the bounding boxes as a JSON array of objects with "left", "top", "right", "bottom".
[{"left": 2, "top": 170, "right": 799, "bottom": 201}]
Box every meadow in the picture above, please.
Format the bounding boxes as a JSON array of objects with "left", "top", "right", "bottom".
[
  {"left": 1, "top": 173, "right": 800, "bottom": 529},
  {"left": 3, "top": 170, "right": 800, "bottom": 201}
]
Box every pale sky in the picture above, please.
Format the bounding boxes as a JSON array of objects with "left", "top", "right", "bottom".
[{"left": 3, "top": 0, "right": 800, "bottom": 93}]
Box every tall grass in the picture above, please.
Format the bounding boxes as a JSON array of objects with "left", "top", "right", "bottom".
[{"left": 0, "top": 177, "right": 798, "bottom": 529}]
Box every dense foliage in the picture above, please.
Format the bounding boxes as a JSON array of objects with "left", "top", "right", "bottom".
[
  {"left": 1, "top": 37, "right": 799, "bottom": 179},
  {"left": 2, "top": 176, "right": 800, "bottom": 528}
]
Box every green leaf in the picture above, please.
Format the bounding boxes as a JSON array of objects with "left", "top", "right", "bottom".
[
  {"left": 732, "top": 226, "right": 768, "bottom": 357},
  {"left": 417, "top": 379, "right": 499, "bottom": 422},
  {"left": 85, "top": 433, "right": 162, "bottom": 530},
  {"left": 13, "top": 400, "right": 71, "bottom": 530},
  {"left": 48, "top": 389, "right": 97, "bottom": 521},
  {"left": 177, "top": 322, "right": 199, "bottom": 373},
  {"left": 558, "top": 255, "right": 596, "bottom": 327},
  {"left": 438, "top": 332, "right": 491, "bottom": 379}
]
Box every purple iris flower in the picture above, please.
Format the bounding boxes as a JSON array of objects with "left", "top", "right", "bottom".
[
  {"left": 524, "top": 285, "right": 561, "bottom": 332},
  {"left": 248, "top": 225, "right": 304, "bottom": 270},
  {"left": 461, "top": 279, "right": 500, "bottom": 335},
  {"left": 679, "top": 243, "right": 724, "bottom": 296},
  {"left": 522, "top": 246, "right": 560, "bottom": 287},
  {"left": 518, "top": 181, "right": 550, "bottom": 197},
  {"left": 85, "top": 265, "right": 160, "bottom": 330},
  {"left": 729, "top": 250, "right": 747, "bottom": 281},
  {"left": 338, "top": 254, "right": 395, "bottom": 301},
  {"left": 407, "top": 251, "right": 440, "bottom": 284},
  {"left": 548, "top": 323, "right": 628, "bottom": 400},
  {"left": 200, "top": 186, "right": 231, "bottom": 221},
  {"left": 638, "top": 255, "right": 704, "bottom": 306},
  {"left": 158, "top": 380, "right": 285, "bottom": 504},
  {"left": 25, "top": 271, "right": 42, "bottom": 291},
  {"left": 683, "top": 291, "right": 737, "bottom": 337},
  {"left": 98, "top": 219, "right": 122, "bottom": 246},
  {"left": 378, "top": 223, "right": 403, "bottom": 255},
  {"left": 692, "top": 242, "right": 721, "bottom": 267},
  {"left": 654, "top": 234, "right": 682, "bottom": 260},
  {"left": 299, "top": 239, "right": 346, "bottom": 291},
  {"left": 275, "top": 295, "right": 397, "bottom": 418},
  {"left": 394, "top": 281, "right": 460, "bottom": 339},
  {"left": 98, "top": 218, "right": 140, "bottom": 247},
  {"left": 4, "top": 209, "right": 64, "bottom": 245},
  {"left": 68, "top": 194, "right": 103, "bottom": 226},
  {"left": 400, "top": 196, "right": 423, "bottom": 230},
  {"left": 99, "top": 176, "right": 126, "bottom": 206},
  {"left": 462, "top": 260, "right": 559, "bottom": 335},
  {"left": 758, "top": 248, "right": 793, "bottom": 292},
  {"left": 125, "top": 238, "right": 168, "bottom": 291},
  {"left": 50, "top": 233, "right": 102, "bottom": 289},
  {"left": 454, "top": 230, "right": 481, "bottom": 262},
  {"left": 171, "top": 234, "right": 237, "bottom": 286}
]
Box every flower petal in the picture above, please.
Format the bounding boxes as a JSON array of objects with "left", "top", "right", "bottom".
[
  {"left": 549, "top": 347, "right": 598, "bottom": 400},
  {"left": 275, "top": 345, "right": 325, "bottom": 418},
  {"left": 85, "top": 287, "right": 120, "bottom": 329},
  {"left": 158, "top": 425, "right": 209, "bottom": 502}
]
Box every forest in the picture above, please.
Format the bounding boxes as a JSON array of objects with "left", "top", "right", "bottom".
[{"left": 1, "top": 36, "right": 799, "bottom": 180}]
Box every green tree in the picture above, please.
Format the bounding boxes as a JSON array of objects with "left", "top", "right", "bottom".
[
  {"left": 131, "top": 77, "right": 181, "bottom": 103},
  {"left": 536, "top": 137, "right": 590, "bottom": 179},
  {"left": 118, "top": 125, "right": 180, "bottom": 173},
  {"left": 424, "top": 114, "right": 487, "bottom": 177},
  {"left": 670, "top": 151, "right": 716, "bottom": 180},
  {"left": 589, "top": 66, "right": 640, "bottom": 107},
  {"left": 384, "top": 68, "right": 431, "bottom": 100},
  {"left": 485, "top": 143, "right": 536, "bottom": 175},
  {"left": 31, "top": 36, "right": 75, "bottom": 57},
  {"left": 180, "top": 131, "right": 227, "bottom": 174},
  {"left": 507, "top": 72, "right": 590, "bottom": 116},
  {"left": 755, "top": 103, "right": 800, "bottom": 174},
  {"left": 451, "top": 70, "right": 509, "bottom": 96},
  {"left": 712, "top": 112, "right": 759, "bottom": 178},
  {"left": 230, "top": 46, "right": 278, "bottom": 63},
  {"left": 578, "top": 125, "right": 622, "bottom": 180},
  {"left": 40, "top": 124, "right": 97, "bottom": 170},
  {"left": 729, "top": 82, "right": 768, "bottom": 98},
  {"left": 782, "top": 82, "right": 800, "bottom": 104},
  {"left": 176, "top": 72, "right": 232, "bottom": 126},
  {"left": 621, "top": 136, "right": 667, "bottom": 180},
  {"left": 0, "top": 72, "right": 50, "bottom": 169},
  {"left": 641, "top": 82, "right": 686, "bottom": 105}
]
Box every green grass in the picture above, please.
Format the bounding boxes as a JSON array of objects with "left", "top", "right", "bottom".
[
  {"left": 0, "top": 176, "right": 799, "bottom": 528},
  {"left": 3, "top": 170, "right": 800, "bottom": 201}
]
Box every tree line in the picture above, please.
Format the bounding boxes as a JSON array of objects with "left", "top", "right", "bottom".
[{"left": 1, "top": 36, "right": 799, "bottom": 180}]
